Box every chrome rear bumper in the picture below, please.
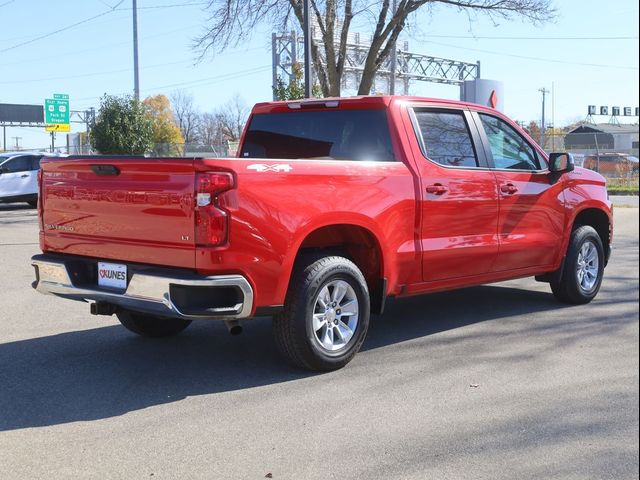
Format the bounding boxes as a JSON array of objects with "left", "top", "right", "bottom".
[{"left": 31, "top": 255, "right": 254, "bottom": 321}]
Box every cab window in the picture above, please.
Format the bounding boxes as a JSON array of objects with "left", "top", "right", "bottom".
[
  {"left": 413, "top": 110, "right": 479, "bottom": 168},
  {"left": 479, "top": 114, "right": 541, "bottom": 171}
]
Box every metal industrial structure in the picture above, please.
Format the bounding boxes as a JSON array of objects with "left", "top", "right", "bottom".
[
  {"left": 272, "top": 29, "right": 481, "bottom": 99},
  {"left": 0, "top": 104, "right": 95, "bottom": 152}
]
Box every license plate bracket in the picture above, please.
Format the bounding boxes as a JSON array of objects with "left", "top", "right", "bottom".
[{"left": 97, "top": 262, "right": 127, "bottom": 290}]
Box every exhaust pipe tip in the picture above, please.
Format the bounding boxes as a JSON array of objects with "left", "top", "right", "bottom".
[{"left": 224, "top": 320, "right": 243, "bottom": 336}]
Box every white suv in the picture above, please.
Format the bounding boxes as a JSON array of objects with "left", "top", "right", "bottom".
[{"left": 0, "top": 152, "right": 44, "bottom": 207}]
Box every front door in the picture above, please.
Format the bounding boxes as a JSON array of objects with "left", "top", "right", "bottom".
[
  {"left": 409, "top": 107, "right": 500, "bottom": 282},
  {"left": 0, "top": 156, "right": 34, "bottom": 199},
  {"left": 473, "top": 112, "right": 566, "bottom": 272}
]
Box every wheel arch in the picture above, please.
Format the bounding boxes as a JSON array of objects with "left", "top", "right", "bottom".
[
  {"left": 277, "top": 219, "right": 388, "bottom": 314},
  {"left": 571, "top": 206, "right": 612, "bottom": 265}
]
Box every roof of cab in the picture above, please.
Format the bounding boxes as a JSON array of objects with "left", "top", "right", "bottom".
[{"left": 251, "top": 95, "right": 486, "bottom": 114}]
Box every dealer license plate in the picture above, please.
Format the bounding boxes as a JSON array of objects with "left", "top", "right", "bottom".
[{"left": 97, "top": 262, "right": 127, "bottom": 290}]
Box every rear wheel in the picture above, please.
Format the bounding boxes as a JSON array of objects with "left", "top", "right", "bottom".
[
  {"left": 273, "top": 255, "right": 370, "bottom": 371},
  {"left": 550, "top": 225, "right": 604, "bottom": 305},
  {"left": 116, "top": 311, "right": 192, "bottom": 337}
]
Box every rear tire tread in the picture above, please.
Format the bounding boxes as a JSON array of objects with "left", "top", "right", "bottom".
[{"left": 273, "top": 254, "right": 369, "bottom": 371}]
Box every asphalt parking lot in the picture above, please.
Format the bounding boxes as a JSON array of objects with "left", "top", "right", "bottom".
[{"left": 0, "top": 203, "right": 638, "bottom": 480}]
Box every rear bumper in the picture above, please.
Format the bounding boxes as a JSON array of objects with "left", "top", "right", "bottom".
[{"left": 31, "top": 254, "right": 254, "bottom": 321}]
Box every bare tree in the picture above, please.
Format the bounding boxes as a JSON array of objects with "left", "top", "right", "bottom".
[
  {"left": 196, "top": 112, "right": 224, "bottom": 147},
  {"left": 216, "top": 94, "right": 250, "bottom": 142},
  {"left": 195, "top": 0, "right": 555, "bottom": 97},
  {"left": 170, "top": 90, "right": 200, "bottom": 144}
]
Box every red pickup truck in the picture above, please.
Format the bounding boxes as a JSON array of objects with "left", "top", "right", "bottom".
[{"left": 31, "top": 96, "right": 613, "bottom": 371}]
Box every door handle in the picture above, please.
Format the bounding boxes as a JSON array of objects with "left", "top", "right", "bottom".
[
  {"left": 426, "top": 184, "right": 448, "bottom": 195},
  {"left": 20, "top": 174, "right": 29, "bottom": 178},
  {"left": 500, "top": 183, "right": 518, "bottom": 195}
]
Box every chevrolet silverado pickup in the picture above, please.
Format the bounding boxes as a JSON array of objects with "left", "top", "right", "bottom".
[{"left": 31, "top": 96, "right": 613, "bottom": 371}]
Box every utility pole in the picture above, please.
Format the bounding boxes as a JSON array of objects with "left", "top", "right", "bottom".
[
  {"left": 551, "top": 82, "right": 556, "bottom": 151},
  {"left": 539, "top": 87, "right": 549, "bottom": 149},
  {"left": 303, "top": 0, "right": 312, "bottom": 98},
  {"left": 389, "top": 0, "right": 398, "bottom": 95},
  {"left": 132, "top": 0, "right": 140, "bottom": 101}
]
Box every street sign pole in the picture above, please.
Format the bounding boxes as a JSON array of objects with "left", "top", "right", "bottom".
[{"left": 50, "top": 131, "right": 55, "bottom": 153}]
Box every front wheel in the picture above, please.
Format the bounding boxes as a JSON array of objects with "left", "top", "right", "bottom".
[
  {"left": 116, "top": 311, "right": 192, "bottom": 337},
  {"left": 550, "top": 225, "right": 605, "bottom": 304},
  {"left": 273, "top": 255, "right": 370, "bottom": 371}
]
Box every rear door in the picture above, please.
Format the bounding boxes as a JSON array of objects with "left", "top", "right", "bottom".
[
  {"left": 41, "top": 157, "right": 197, "bottom": 268},
  {"left": 0, "top": 156, "right": 33, "bottom": 198},
  {"left": 409, "top": 106, "right": 500, "bottom": 282},
  {"left": 472, "top": 112, "right": 565, "bottom": 272}
]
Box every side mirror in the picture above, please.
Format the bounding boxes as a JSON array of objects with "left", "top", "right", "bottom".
[{"left": 549, "top": 152, "right": 575, "bottom": 173}]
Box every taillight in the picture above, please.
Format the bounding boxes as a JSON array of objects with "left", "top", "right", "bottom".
[{"left": 195, "top": 172, "right": 234, "bottom": 246}]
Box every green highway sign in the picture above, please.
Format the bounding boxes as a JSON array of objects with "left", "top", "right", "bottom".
[{"left": 45, "top": 93, "right": 70, "bottom": 125}]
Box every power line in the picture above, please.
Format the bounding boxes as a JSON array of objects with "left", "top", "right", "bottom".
[
  {"left": 0, "top": 60, "right": 192, "bottom": 85},
  {"left": 114, "top": 1, "right": 206, "bottom": 10},
  {"left": 423, "top": 40, "right": 639, "bottom": 70},
  {"left": 0, "top": 1, "right": 205, "bottom": 54},
  {"left": 1, "top": 24, "right": 200, "bottom": 67},
  {"left": 0, "top": 1, "right": 125, "bottom": 54},
  {"left": 144, "top": 65, "right": 272, "bottom": 91},
  {"left": 0, "top": 0, "right": 15, "bottom": 7},
  {"left": 425, "top": 34, "right": 639, "bottom": 40},
  {"left": 71, "top": 64, "right": 271, "bottom": 106}
]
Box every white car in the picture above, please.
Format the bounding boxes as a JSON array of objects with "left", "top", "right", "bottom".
[{"left": 0, "top": 152, "right": 45, "bottom": 207}]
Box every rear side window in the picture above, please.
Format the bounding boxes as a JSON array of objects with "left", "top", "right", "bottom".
[
  {"left": 413, "top": 110, "right": 478, "bottom": 168},
  {"left": 479, "top": 114, "right": 541, "bottom": 171},
  {"left": 1, "top": 156, "right": 31, "bottom": 173},
  {"left": 30, "top": 156, "right": 42, "bottom": 170},
  {"left": 241, "top": 109, "right": 395, "bottom": 161}
]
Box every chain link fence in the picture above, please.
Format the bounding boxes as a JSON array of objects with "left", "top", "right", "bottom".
[{"left": 543, "top": 130, "right": 639, "bottom": 193}]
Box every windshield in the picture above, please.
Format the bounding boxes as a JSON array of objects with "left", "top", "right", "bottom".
[{"left": 241, "top": 109, "right": 396, "bottom": 161}]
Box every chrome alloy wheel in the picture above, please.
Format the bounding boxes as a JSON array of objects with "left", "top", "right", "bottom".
[
  {"left": 576, "top": 240, "right": 599, "bottom": 292},
  {"left": 312, "top": 280, "right": 359, "bottom": 352}
]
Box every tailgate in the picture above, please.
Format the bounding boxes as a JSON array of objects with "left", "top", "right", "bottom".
[{"left": 41, "top": 157, "right": 197, "bottom": 268}]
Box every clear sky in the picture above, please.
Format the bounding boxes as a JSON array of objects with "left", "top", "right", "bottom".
[{"left": 0, "top": 0, "right": 638, "bottom": 150}]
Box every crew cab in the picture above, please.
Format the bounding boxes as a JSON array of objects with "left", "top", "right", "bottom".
[{"left": 31, "top": 96, "right": 613, "bottom": 370}]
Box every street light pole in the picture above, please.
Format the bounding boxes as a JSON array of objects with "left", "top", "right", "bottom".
[
  {"left": 303, "top": 0, "right": 312, "bottom": 98},
  {"left": 132, "top": 0, "right": 140, "bottom": 101}
]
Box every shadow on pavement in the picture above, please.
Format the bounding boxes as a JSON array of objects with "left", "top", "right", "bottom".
[{"left": 1, "top": 278, "right": 635, "bottom": 432}]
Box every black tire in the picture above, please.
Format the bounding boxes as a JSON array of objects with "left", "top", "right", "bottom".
[
  {"left": 116, "top": 310, "right": 192, "bottom": 337},
  {"left": 550, "top": 225, "right": 605, "bottom": 305},
  {"left": 273, "top": 255, "right": 370, "bottom": 371}
]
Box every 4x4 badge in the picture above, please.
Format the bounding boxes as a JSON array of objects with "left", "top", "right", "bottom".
[{"left": 247, "top": 164, "right": 293, "bottom": 173}]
